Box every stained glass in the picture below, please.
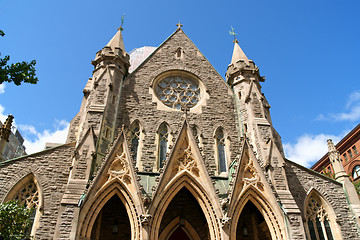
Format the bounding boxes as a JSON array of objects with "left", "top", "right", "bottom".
[
  {"left": 155, "top": 76, "right": 200, "bottom": 110},
  {"left": 216, "top": 130, "right": 227, "bottom": 173},
  {"left": 159, "top": 124, "right": 169, "bottom": 168},
  {"left": 130, "top": 124, "right": 140, "bottom": 161}
]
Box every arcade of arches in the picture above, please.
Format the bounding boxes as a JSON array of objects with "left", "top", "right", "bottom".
[{"left": 88, "top": 187, "right": 273, "bottom": 240}]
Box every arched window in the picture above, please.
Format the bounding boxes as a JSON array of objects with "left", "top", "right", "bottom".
[
  {"left": 353, "top": 165, "right": 360, "bottom": 179},
  {"left": 215, "top": 128, "right": 227, "bottom": 174},
  {"left": 6, "top": 175, "right": 41, "bottom": 236},
  {"left": 130, "top": 121, "right": 140, "bottom": 162},
  {"left": 305, "top": 194, "right": 334, "bottom": 240},
  {"left": 158, "top": 123, "right": 169, "bottom": 169}
]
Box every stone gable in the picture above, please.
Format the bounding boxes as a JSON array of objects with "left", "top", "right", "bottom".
[{"left": 118, "top": 29, "right": 240, "bottom": 176}]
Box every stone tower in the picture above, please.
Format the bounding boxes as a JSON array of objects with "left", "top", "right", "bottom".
[
  {"left": 226, "top": 39, "right": 306, "bottom": 238},
  {"left": 67, "top": 27, "right": 130, "bottom": 171}
]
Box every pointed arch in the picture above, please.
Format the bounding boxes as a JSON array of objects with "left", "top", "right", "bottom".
[
  {"left": 150, "top": 171, "right": 222, "bottom": 240},
  {"left": 4, "top": 172, "right": 43, "bottom": 236},
  {"left": 229, "top": 186, "right": 284, "bottom": 240},
  {"left": 159, "top": 216, "right": 201, "bottom": 240},
  {"left": 77, "top": 132, "right": 143, "bottom": 240},
  {"left": 304, "top": 188, "right": 342, "bottom": 240},
  {"left": 157, "top": 122, "right": 171, "bottom": 169},
  {"left": 77, "top": 180, "right": 141, "bottom": 239},
  {"left": 214, "top": 126, "right": 230, "bottom": 175}
]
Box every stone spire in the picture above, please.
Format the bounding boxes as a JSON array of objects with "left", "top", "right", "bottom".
[
  {"left": 230, "top": 40, "right": 250, "bottom": 66},
  {"left": 226, "top": 39, "right": 261, "bottom": 85},
  {"left": 106, "top": 28, "right": 125, "bottom": 53}
]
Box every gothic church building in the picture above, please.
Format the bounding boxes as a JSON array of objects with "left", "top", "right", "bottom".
[{"left": 1, "top": 25, "right": 360, "bottom": 240}]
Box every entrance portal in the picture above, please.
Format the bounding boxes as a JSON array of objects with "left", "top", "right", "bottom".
[
  {"left": 90, "top": 195, "right": 131, "bottom": 240},
  {"left": 159, "top": 187, "right": 209, "bottom": 240},
  {"left": 236, "top": 201, "right": 271, "bottom": 240}
]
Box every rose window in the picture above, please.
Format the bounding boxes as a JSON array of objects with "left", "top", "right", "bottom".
[{"left": 155, "top": 76, "right": 200, "bottom": 110}]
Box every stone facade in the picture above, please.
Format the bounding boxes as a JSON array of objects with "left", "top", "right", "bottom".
[{"left": 0, "top": 26, "right": 359, "bottom": 240}]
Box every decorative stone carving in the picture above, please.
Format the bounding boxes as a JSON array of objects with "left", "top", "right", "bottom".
[
  {"left": 176, "top": 145, "right": 199, "bottom": 176},
  {"left": 221, "top": 216, "right": 231, "bottom": 228},
  {"left": 108, "top": 151, "right": 131, "bottom": 183},
  {"left": 140, "top": 214, "right": 152, "bottom": 225},
  {"left": 240, "top": 157, "right": 264, "bottom": 191}
]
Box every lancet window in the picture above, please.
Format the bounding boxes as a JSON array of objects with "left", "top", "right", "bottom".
[
  {"left": 215, "top": 128, "right": 227, "bottom": 174},
  {"left": 158, "top": 123, "right": 169, "bottom": 168},
  {"left": 305, "top": 194, "right": 334, "bottom": 240},
  {"left": 130, "top": 121, "right": 141, "bottom": 162}
]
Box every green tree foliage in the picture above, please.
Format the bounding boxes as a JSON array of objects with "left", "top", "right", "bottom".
[
  {"left": 0, "top": 30, "right": 38, "bottom": 86},
  {"left": 0, "top": 200, "right": 32, "bottom": 240}
]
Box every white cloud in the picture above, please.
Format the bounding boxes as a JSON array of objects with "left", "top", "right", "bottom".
[
  {"left": 0, "top": 104, "right": 7, "bottom": 122},
  {"left": 283, "top": 133, "right": 344, "bottom": 167},
  {"left": 316, "top": 90, "right": 360, "bottom": 122},
  {"left": 18, "top": 120, "right": 69, "bottom": 154},
  {"left": 0, "top": 84, "right": 5, "bottom": 94}
]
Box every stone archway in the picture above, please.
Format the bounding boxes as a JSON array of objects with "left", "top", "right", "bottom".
[
  {"left": 158, "top": 187, "right": 208, "bottom": 240},
  {"left": 229, "top": 187, "right": 285, "bottom": 240},
  {"left": 236, "top": 201, "right": 271, "bottom": 240},
  {"left": 90, "top": 194, "right": 131, "bottom": 240}
]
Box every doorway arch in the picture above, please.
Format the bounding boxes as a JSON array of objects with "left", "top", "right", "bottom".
[
  {"left": 158, "top": 188, "right": 207, "bottom": 240},
  {"left": 150, "top": 172, "right": 221, "bottom": 240},
  {"left": 235, "top": 201, "right": 271, "bottom": 239},
  {"left": 90, "top": 194, "right": 131, "bottom": 239},
  {"left": 229, "top": 187, "right": 284, "bottom": 240}
]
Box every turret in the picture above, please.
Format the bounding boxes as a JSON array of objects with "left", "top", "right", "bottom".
[
  {"left": 66, "top": 26, "right": 130, "bottom": 172},
  {"left": 227, "top": 36, "right": 305, "bottom": 238}
]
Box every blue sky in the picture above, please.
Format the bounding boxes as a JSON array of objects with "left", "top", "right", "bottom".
[{"left": 0, "top": 0, "right": 359, "bottom": 167}]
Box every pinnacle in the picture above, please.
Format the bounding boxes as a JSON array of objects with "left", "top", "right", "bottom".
[
  {"left": 230, "top": 40, "right": 250, "bottom": 65},
  {"left": 327, "top": 139, "right": 337, "bottom": 152},
  {"left": 106, "top": 28, "right": 125, "bottom": 52}
]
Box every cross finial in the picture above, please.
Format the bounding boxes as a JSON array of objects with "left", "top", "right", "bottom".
[
  {"left": 117, "top": 14, "right": 126, "bottom": 31},
  {"left": 229, "top": 26, "right": 238, "bottom": 43},
  {"left": 176, "top": 22, "right": 183, "bottom": 29}
]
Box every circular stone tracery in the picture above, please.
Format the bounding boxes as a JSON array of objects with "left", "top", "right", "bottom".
[{"left": 155, "top": 76, "right": 200, "bottom": 110}]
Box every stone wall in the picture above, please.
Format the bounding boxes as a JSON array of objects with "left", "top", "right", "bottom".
[
  {"left": 285, "top": 160, "right": 360, "bottom": 239},
  {"left": 0, "top": 144, "right": 74, "bottom": 239}
]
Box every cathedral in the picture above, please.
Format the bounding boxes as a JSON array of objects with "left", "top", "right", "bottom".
[{"left": 1, "top": 24, "right": 360, "bottom": 240}]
